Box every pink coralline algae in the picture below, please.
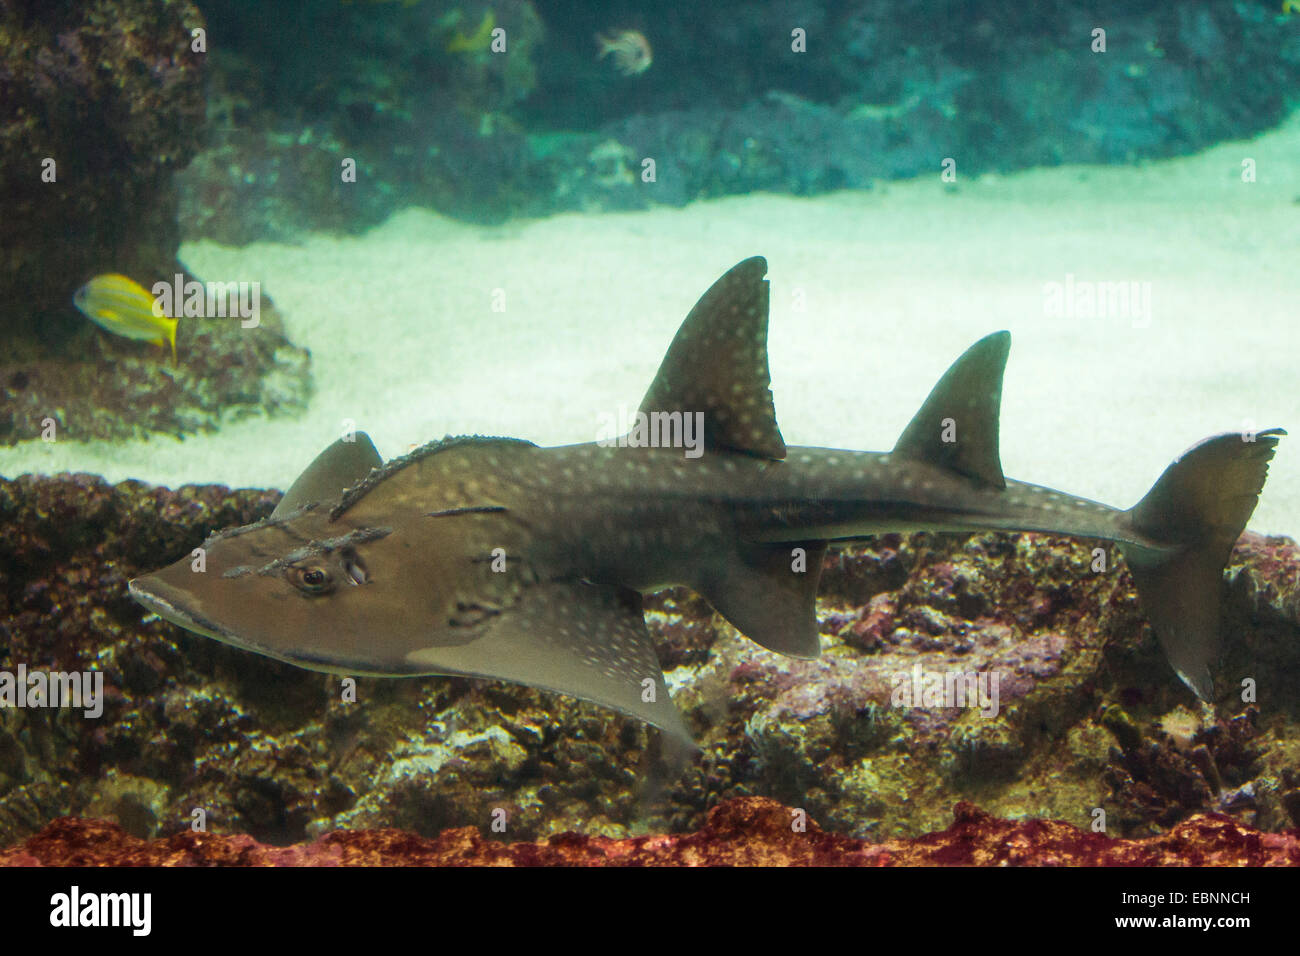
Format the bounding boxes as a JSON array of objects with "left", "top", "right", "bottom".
[{"left": 4, "top": 798, "right": 1298, "bottom": 867}]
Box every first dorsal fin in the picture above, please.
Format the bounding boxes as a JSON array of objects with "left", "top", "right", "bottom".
[
  {"left": 272, "top": 432, "right": 383, "bottom": 518},
  {"left": 892, "top": 331, "right": 1010, "bottom": 489},
  {"left": 638, "top": 257, "right": 786, "bottom": 460}
]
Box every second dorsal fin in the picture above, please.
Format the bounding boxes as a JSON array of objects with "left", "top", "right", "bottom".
[
  {"left": 892, "top": 331, "right": 1010, "bottom": 489},
  {"left": 637, "top": 257, "right": 786, "bottom": 460}
]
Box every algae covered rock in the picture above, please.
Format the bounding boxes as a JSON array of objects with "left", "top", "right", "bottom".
[
  {"left": 0, "top": 288, "right": 312, "bottom": 444},
  {"left": 0, "top": 0, "right": 206, "bottom": 358},
  {"left": 176, "top": 0, "right": 546, "bottom": 241},
  {"left": 5, "top": 796, "right": 1299, "bottom": 866},
  {"left": 0, "top": 1, "right": 314, "bottom": 444}
]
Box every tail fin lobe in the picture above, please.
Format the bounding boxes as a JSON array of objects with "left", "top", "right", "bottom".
[{"left": 1121, "top": 428, "right": 1285, "bottom": 699}]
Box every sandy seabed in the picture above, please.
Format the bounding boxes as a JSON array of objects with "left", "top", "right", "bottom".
[{"left": 4, "top": 116, "right": 1298, "bottom": 537}]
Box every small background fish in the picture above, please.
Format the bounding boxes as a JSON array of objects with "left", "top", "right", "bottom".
[
  {"left": 596, "top": 29, "right": 653, "bottom": 76},
  {"left": 73, "top": 274, "right": 178, "bottom": 363}
]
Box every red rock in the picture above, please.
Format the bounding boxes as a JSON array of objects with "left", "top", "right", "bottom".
[{"left": 3, "top": 798, "right": 1297, "bottom": 867}]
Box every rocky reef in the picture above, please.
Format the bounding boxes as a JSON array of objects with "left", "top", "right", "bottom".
[
  {"left": 0, "top": 0, "right": 205, "bottom": 356},
  {"left": 178, "top": 0, "right": 546, "bottom": 242},
  {"left": 0, "top": 0, "right": 313, "bottom": 445},
  {"left": 4, "top": 796, "right": 1297, "bottom": 866},
  {"left": 1, "top": 473, "right": 1297, "bottom": 855},
  {"left": 0, "top": 292, "right": 312, "bottom": 444},
  {"left": 175, "top": 0, "right": 1300, "bottom": 239}
]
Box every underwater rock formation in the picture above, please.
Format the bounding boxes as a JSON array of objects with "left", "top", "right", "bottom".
[
  {"left": 0, "top": 290, "right": 312, "bottom": 444},
  {"left": 2, "top": 474, "right": 1298, "bottom": 852},
  {"left": 4, "top": 796, "right": 1298, "bottom": 866},
  {"left": 0, "top": 0, "right": 206, "bottom": 357},
  {"left": 0, "top": 1, "right": 314, "bottom": 443},
  {"left": 171, "top": 0, "right": 1300, "bottom": 237},
  {"left": 178, "top": 0, "right": 545, "bottom": 241}
]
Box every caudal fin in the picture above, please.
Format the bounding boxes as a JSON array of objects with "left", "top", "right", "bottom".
[{"left": 1120, "top": 428, "right": 1285, "bottom": 699}]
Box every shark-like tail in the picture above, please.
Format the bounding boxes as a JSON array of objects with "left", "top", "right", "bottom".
[{"left": 1119, "top": 428, "right": 1285, "bottom": 700}]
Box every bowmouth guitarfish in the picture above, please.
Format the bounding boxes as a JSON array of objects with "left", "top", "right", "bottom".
[{"left": 130, "top": 258, "right": 1284, "bottom": 746}]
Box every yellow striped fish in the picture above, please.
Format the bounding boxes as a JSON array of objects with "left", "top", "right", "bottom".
[{"left": 73, "top": 274, "right": 178, "bottom": 363}]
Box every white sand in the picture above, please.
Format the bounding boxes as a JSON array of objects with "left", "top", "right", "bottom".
[{"left": 5, "top": 116, "right": 1298, "bottom": 537}]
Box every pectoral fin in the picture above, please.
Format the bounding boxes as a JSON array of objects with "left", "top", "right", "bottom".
[{"left": 405, "top": 581, "right": 694, "bottom": 746}]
